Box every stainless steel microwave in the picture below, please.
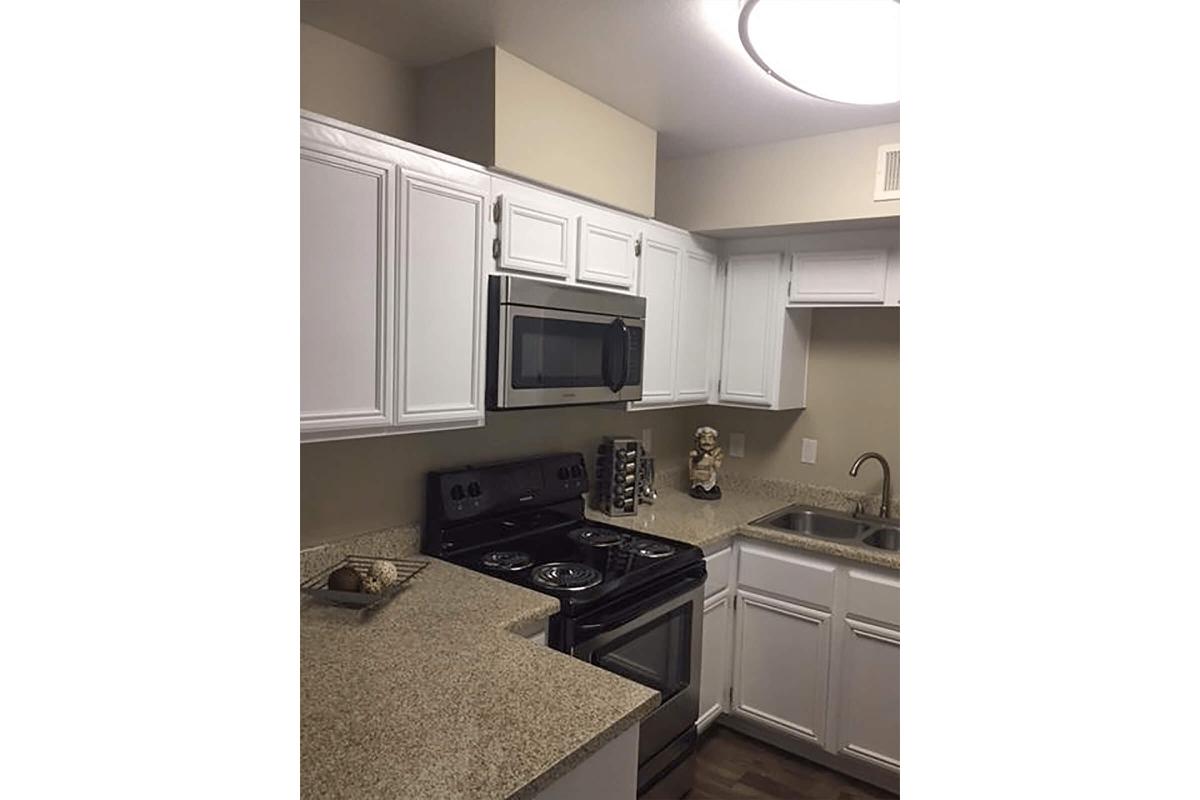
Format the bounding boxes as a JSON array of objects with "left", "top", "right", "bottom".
[{"left": 486, "top": 275, "right": 645, "bottom": 409}]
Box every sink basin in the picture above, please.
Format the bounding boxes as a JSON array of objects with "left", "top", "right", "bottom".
[
  {"left": 754, "top": 506, "right": 872, "bottom": 540},
  {"left": 862, "top": 527, "right": 900, "bottom": 551},
  {"left": 752, "top": 504, "right": 899, "bottom": 553}
]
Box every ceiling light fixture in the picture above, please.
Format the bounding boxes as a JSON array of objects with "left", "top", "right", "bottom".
[{"left": 738, "top": 0, "right": 899, "bottom": 105}]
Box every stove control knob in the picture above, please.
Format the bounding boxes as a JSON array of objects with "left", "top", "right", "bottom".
[
  {"left": 557, "top": 467, "right": 569, "bottom": 480},
  {"left": 450, "top": 484, "right": 465, "bottom": 501},
  {"left": 467, "top": 481, "right": 482, "bottom": 497},
  {"left": 570, "top": 464, "right": 583, "bottom": 478}
]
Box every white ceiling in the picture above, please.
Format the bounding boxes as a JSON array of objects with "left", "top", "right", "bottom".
[{"left": 299, "top": 0, "right": 899, "bottom": 159}]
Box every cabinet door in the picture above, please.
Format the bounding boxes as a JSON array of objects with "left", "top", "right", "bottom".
[
  {"left": 675, "top": 248, "right": 717, "bottom": 403},
  {"left": 699, "top": 589, "right": 732, "bottom": 732},
  {"left": 635, "top": 235, "right": 681, "bottom": 405},
  {"left": 496, "top": 186, "right": 573, "bottom": 279},
  {"left": 396, "top": 170, "right": 487, "bottom": 428},
  {"left": 577, "top": 209, "right": 639, "bottom": 289},
  {"left": 300, "top": 140, "right": 397, "bottom": 435},
  {"left": 833, "top": 618, "right": 900, "bottom": 772},
  {"left": 732, "top": 590, "right": 832, "bottom": 745},
  {"left": 719, "top": 254, "right": 783, "bottom": 407},
  {"left": 789, "top": 249, "right": 888, "bottom": 304}
]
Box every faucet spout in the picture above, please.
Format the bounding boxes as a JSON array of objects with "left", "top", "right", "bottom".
[{"left": 849, "top": 452, "right": 892, "bottom": 519}]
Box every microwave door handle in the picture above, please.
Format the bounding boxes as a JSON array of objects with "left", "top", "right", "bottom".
[
  {"left": 603, "top": 319, "right": 627, "bottom": 392},
  {"left": 620, "top": 322, "right": 632, "bottom": 389}
]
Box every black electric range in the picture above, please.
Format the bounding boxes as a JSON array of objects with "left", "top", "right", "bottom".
[{"left": 422, "top": 452, "right": 706, "bottom": 799}]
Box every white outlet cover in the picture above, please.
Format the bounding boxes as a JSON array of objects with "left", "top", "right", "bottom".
[
  {"left": 801, "top": 438, "right": 818, "bottom": 464},
  {"left": 641, "top": 428, "right": 653, "bottom": 454},
  {"left": 729, "top": 433, "right": 746, "bottom": 458}
]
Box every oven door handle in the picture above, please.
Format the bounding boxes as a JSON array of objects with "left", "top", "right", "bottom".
[
  {"left": 575, "top": 572, "right": 705, "bottom": 636},
  {"left": 602, "top": 318, "right": 628, "bottom": 393}
]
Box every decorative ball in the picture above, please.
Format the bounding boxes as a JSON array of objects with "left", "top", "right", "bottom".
[
  {"left": 369, "top": 559, "right": 399, "bottom": 587},
  {"left": 361, "top": 576, "right": 384, "bottom": 594},
  {"left": 328, "top": 566, "right": 362, "bottom": 592}
]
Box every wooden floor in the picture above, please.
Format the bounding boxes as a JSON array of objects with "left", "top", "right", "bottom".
[{"left": 689, "top": 726, "right": 897, "bottom": 800}]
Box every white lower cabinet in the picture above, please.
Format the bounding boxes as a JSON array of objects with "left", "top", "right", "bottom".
[
  {"left": 732, "top": 590, "right": 832, "bottom": 745},
  {"left": 699, "top": 538, "right": 899, "bottom": 787},
  {"left": 831, "top": 617, "right": 900, "bottom": 771},
  {"left": 698, "top": 589, "right": 732, "bottom": 732}
]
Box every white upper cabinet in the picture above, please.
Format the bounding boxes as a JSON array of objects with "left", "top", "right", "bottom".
[
  {"left": 637, "top": 234, "right": 681, "bottom": 405},
  {"left": 675, "top": 247, "right": 718, "bottom": 403},
  {"left": 300, "top": 112, "right": 488, "bottom": 441},
  {"left": 576, "top": 207, "right": 640, "bottom": 289},
  {"left": 396, "top": 171, "right": 488, "bottom": 429},
  {"left": 493, "top": 180, "right": 575, "bottom": 280},
  {"left": 789, "top": 249, "right": 888, "bottom": 304},
  {"left": 301, "top": 129, "right": 398, "bottom": 436},
  {"left": 632, "top": 225, "right": 718, "bottom": 409},
  {"left": 718, "top": 254, "right": 811, "bottom": 410}
]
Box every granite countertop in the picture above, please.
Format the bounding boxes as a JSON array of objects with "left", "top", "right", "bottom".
[
  {"left": 587, "top": 482, "right": 900, "bottom": 570},
  {"left": 301, "top": 555, "right": 659, "bottom": 800}
]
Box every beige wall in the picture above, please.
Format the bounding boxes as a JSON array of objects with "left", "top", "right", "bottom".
[
  {"left": 686, "top": 307, "right": 899, "bottom": 501},
  {"left": 493, "top": 49, "right": 658, "bottom": 216},
  {"left": 301, "top": 405, "right": 694, "bottom": 547},
  {"left": 414, "top": 48, "right": 495, "bottom": 165},
  {"left": 655, "top": 124, "right": 900, "bottom": 233},
  {"left": 300, "top": 23, "right": 417, "bottom": 142}
]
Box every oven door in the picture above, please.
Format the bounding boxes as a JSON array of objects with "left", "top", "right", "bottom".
[
  {"left": 570, "top": 570, "right": 704, "bottom": 765},
  {"left": 496, "top": 305, "right": 644, "bottom": 408}
]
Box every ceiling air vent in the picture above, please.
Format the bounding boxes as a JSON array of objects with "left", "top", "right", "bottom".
[{"left": 874, "top": 143, "right": 900, "bottom": 201}]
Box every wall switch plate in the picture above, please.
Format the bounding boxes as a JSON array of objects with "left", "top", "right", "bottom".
[
  {"left": 641, "top": 428, "right": 652, "bottom": 454},
  {"left": 729, "top": 432, "right": 745, "bottom": 458},
  {"left": 801, "top": 438, "right": 818, "bottom": 464}
]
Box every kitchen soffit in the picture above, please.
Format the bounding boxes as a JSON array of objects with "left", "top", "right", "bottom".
[{"left": 299, "top": 0, "right": 900, "bottom": 159}]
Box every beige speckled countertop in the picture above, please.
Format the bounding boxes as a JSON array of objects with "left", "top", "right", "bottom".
[
  {"left": 301, "top": 552, "right": 659, "bottom": 800},
  {"left": 587, "top": 482, "right": 900, "bottom": 570}
]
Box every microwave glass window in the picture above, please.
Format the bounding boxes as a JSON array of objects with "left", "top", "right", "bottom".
[
  {"left": 590, "top": 604, "right": 692, "bottom": 701},
  {"left": 511, "top": 317, "right": 608, "bottom": 388}
]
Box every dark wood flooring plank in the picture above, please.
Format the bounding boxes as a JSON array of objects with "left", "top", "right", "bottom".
[{"left": 690, "top": 726, "right": 898, "bottom": 800}]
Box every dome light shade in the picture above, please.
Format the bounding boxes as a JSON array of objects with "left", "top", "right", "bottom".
[{"left": 738, "top": 0, "right": 899, "bottom": 105}]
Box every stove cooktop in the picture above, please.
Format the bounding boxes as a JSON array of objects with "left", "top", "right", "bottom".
[
  {"left": 441, "top": 517, "right": 701, "bottom": 615},
  {"left": 424, "top": 452, "right": 703, "bottom": 617}
]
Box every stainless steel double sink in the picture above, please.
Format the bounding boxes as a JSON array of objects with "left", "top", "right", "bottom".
[{"left": 751, "top": 505, "right": 900, "bottom": 552}]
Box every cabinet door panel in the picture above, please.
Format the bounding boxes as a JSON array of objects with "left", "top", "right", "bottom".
[
  {"left": 790, "top": 249, "right": 887, "bottom": 304},
  {"left": 635, "top": 237, "right": 681, "bottom": 405},
  {"left": 398, "top": 172, "right": 485, "bottom": 424},
  {"left": 719, "top": 254, "right": 782, "bottom": 406},
  {"left": 498, "top": 190, "right": 572, "bottom": 279},
  {"left": 577, "top": 211, "right": 638, "bottom": 289},
  {"left": 733, "top": 590, "right": 831, "bottom": 745},
  {"left": 699, "top": 590, "right": 732, "bottom": 732},
  {"left": 300, "top": 145, "right": 396, "bottom": 433},
  {"left": 675, "top": 248, "right": 717, "bottom": 402},
  {"left": 835, "top": 619, "right": 900, "bottom": 771}
]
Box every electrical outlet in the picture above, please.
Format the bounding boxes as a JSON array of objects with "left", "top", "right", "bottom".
[
  {"left": 729, "top": 432, "right": 745, "bottom": 458},
  {"left": 801, "top": 438, "right": 818, "bottom": 464},
  {"left": 641, "top": 428, "right": 652, "bottom": 454}
]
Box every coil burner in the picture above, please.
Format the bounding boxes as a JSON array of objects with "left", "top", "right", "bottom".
[
  {"left": 480, "top": 551, "right": 534, "bottom": 572},
  {"left": 529, "top": 562, "right": 603, "bottom": 591}
]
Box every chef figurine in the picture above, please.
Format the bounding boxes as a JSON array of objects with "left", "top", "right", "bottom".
[{"left": 689, "top": 426, "right": 724, "bottom": 500}]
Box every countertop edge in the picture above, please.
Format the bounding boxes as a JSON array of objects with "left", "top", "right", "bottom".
[{"left": 505, "top": 692, "right": 661, "bottom": 800}]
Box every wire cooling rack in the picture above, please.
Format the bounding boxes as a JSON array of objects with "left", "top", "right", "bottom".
[{"left": 301, "top": 555, "right": 429, "bottom": 617}]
